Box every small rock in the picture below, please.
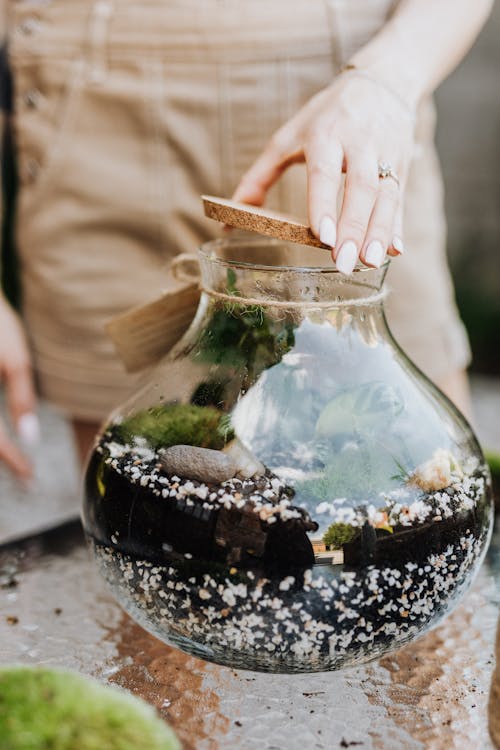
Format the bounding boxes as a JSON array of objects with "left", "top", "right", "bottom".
[
  {"left": 408, "top": 449, "right": 461, "bottom": 492},
  {"left": 223, "top": 439, "right": 265, "bottom": 479},
  {"left": 159, "top": 445, "right": 237, "bottom": 484}
]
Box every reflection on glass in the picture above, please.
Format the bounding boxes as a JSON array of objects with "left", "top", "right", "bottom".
[{"left": 83, "top": 238, "right": 493, "bottom": 673}]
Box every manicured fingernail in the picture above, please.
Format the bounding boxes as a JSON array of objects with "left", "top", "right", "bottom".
[
  {"left": 336, "top": 241, "right": 358, "bottom": 275},
  {"left": 319, "top": 216, "right": 337, "bottom": 248},
  {"left": 365, "top": 240, "right": 386, "bottom": 268},
  {"left": 17, "top": 413, "right": 40, "bottom": 445},
  {"left": 392, "top": 236, "right": 405, "bottom": 254}
]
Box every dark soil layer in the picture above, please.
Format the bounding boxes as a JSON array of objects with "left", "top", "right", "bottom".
[
  {"left": 84, "top": 452, "right": 317, "bottom": 574},
  {"left": 83, "top": 438, "right": 493, "bottom": 673},
  {"left": 84, "top": 449, "right": 489, "bottom": 575}
]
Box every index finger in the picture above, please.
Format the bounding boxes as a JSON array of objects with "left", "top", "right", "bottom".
[
  {"left": 305, "top": 137, "right": 344, "bottom": 248},
  {"left": 232, "top": 128, "right": 303, "bottom": 206}
]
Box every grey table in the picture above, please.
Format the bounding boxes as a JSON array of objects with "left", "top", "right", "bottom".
[
  {"left": 1, "top": 379, "right": 500, "bottom": 750},
  {"left": 1, "top": 516, "right": 499, "bottom": 750}
]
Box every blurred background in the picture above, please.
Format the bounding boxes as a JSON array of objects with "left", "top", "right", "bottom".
[
  {"left": 1, "top": 2, "right": 499, "bottom": 530},
  {"left": 436, "top": 0, "right": 500, "bottom": 377},
  {"left": 2, "top": 4, "right": 500, "bottom": 374},
  {"left": 1, "top": 8, "right": 500, "bottom": 746}
]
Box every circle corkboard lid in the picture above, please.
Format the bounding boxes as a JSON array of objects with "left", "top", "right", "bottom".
[{"left": 202, "top": 195, "right": 329, "bottom": 250}]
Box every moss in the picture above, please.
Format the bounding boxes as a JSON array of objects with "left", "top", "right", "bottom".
[
  {"left": 116, "top": 403, "right": 234, "bottom": 450},
  {"left": 190, "top": 379, "right": 227, "bottom": 407},
  {"left": 0, "top": 666, "right": 180, "bottom": 750},
  {"left": 323, "top": 522, "right": 357, "bottom": 549},
  {"left": 296, "top": 440, "right": 404, "bottom": 503},
  {"left": 195, "top": 270, "right": 295, "bottom": 388}
]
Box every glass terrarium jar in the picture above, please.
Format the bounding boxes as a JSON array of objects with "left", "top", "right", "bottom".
[{"left": 83, "top": 238, "right": 493, "bottom": 674}]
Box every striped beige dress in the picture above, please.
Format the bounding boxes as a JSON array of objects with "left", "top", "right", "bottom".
[{"left": 6, "top": 0, "right": 470, "bottom": 420}]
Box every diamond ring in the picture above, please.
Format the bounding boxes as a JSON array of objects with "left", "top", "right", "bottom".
[{"left": 378, "top": 162, "right": 400, "bottom": 188}]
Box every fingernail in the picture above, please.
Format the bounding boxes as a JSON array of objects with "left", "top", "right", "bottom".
[
  {"left": 365, "top": 240, "right": 386, "bottom": 268},
  {"left": 336, "top": 241, "right": 358, "bottom": 275},
  {"left": 319, "top": 216, "right": 337, "bottom": 248},
  {"left": 392, "top": 236, "right": 405, "bottom": 254},
  {"left": 17, "top": 413, "right": 40, "bottom": 445}
]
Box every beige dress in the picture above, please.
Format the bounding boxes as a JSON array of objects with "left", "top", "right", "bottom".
[{"left": 7, "top": 0, "right": 470, "bottom": 421}]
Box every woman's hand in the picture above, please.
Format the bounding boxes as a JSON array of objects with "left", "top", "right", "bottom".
[
  {"left": 233, "top": 73, "right": 415, "bottom": 274},
  {"left": 0, "top": 297, "right": 38, "bottom": 479}
]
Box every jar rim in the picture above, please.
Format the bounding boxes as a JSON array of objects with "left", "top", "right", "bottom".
[{"left": 198, "top": 237, "right": 390, "bottom": 275}]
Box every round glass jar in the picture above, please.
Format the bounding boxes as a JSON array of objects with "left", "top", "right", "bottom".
[{"left": 83, "top": 238, "right": 493, "bottom": 673}]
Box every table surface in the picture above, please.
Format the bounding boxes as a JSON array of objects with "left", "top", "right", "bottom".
[
  {"left": 1, "top": 517, "right": 499, "bottom": 750},
  {"left": 1, "top": 379, "right": 500, "bottom": 750}
]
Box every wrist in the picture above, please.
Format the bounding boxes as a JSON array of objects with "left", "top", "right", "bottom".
[
  {"left": 346, "top": 21, "right": 429, "bottom": 107},
  {"left": 338, "top": 65, "right": 418, "bottom": 122}
]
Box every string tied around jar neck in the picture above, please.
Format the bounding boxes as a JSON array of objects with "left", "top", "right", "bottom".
[
  {"left": 199, "top": 285, "right": 388, "bottom": 310},
  {"left": 172, "top": 249, "right": 390, "bottom": 310}
]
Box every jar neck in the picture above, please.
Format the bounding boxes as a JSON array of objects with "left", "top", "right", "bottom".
[{"left": 198, "top": 238, "right": 388, "bottom": 311}]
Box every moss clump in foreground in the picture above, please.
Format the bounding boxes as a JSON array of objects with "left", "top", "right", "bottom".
[
  {"left": 116, "top": 403, "right": 234, "bottom": 450},
  {"left": 0, "top": 666, "right": 180, "bottom": 750}
]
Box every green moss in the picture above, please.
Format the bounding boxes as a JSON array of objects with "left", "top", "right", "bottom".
[
  {"left": 190, "top": 379, "right": 227, "bottom": 407},
  {"left": 195, "top": 271, "right": 295, "bottom": 387},
  {"left": 116, "top": 403, "right": 234, "bottom": 450},
  {"left": 0, "top": 666, "right": 180, "bottom": 750},
  {"left": 323, "top": 522, "right": 357, "bottom": 549},
  {"left": 197, "top": 303, "right": 294, "bottom": 381},
  {"left": 296, "top": 440, "right": 404, "bottom": 503}
]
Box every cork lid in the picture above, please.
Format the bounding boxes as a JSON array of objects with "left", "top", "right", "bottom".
[{"left": 202, "top": 195, "right": 329, "bottom": 250}]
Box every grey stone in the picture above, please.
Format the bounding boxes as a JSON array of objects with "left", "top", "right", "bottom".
[{"left": 159, "top": 444, "right": 238, "bottom": 484}]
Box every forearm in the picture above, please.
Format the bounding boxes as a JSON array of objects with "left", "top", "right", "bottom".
[{"left": 348, "top": 0, "right": 494, "bottom": 107}]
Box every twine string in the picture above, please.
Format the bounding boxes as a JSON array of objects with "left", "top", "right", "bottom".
[{"left": 200, "top": 286, "right": 388, "bottom": 309}]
